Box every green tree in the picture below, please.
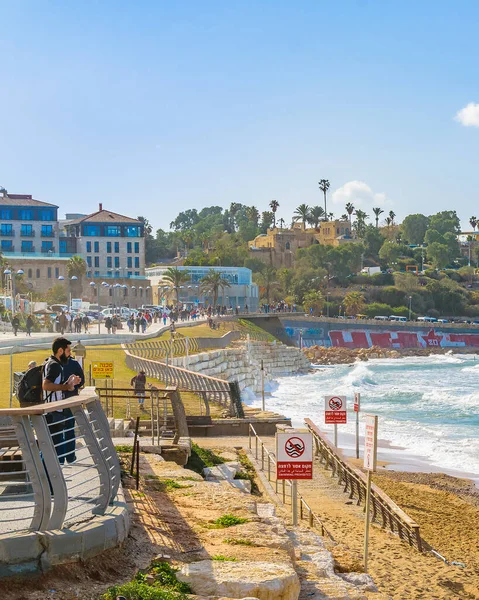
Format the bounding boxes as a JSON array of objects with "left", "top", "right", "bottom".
[
  {"left": 345, "top": 202, "right": 355, "bottom": 218},
  {"left": 302, "top": 290, "right": 325, "bottom": 315},
  {"left": 389, "top": 210, "right": 396, "bottom": 226},
  {"left": 269, "top": 199, "right": 279, "bottom": 227},
  {"left": 353, "top": 209, "right": 368, "bottom": 238},
  {"left": 260, "top": 211, "right": 274, "bottom": 233},
  {"left": 362, "top": 225, "right": 385, "bottom": 257},
  {"left": 427, "top": 242, "right": 450, "bottom": 269},
  {"left": 46, "top": 283, "right": 68, "bottom": 306},
  {"left": 372, "top": 207, "right": 384, "bottom": 228},
  {"left": 379, "top": 241, "right": 403, "bottom": 266},
  {"left": 162, "top": 267, "right": 191, "bottom": 308},
  {"left": 169, "top": 209, "right": 199, "bottom": 232},
  {"left": 343, "top": 291, "right": 366, "bottom": 316},
  {"left": 256, "top": 266, "right": 277, "bottom": 304},
  {"left": 428, "top": 211, "right": 461, "bottom": 236},
  {"left": 294, "top": 204, "right": 310, "bottom": 228},
  {"left": 200, "top": 270, "right": 231, "bottom": 307},
  {"left": 470, "top": 216, "right": 477, "bottom": 231},
  {"left": 66, "top": 256, "right": 87, "bottom": 297},
  {"left": 318, "top": 179, "right": 330, "bottom": 219},
  {"left": 401, "top": 214, "right": 429, "bottom": 245},
  {"left": 307, "top": 206, "right": 325, "bottom": 228}
]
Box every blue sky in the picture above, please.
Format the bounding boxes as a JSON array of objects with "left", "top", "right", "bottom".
[{"left": 1, "top": 1, "right": 478, "bottom": 231}]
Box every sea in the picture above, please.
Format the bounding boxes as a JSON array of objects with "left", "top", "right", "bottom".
[{"left": 247, "top": 353, "right": 479, "bottom": 481}]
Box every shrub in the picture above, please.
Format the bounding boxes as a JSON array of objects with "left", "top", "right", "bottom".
[
  {"left": 210, "top": 514, "right": 249, "bottom": 528},
  {"left": 185, "top": 443, "right": 224, "bottom": 475},
  {"left": 364, "top": 302, "right": 393, "bottom": 317},
  {"left": 212, "top": 555, "right": 237, "bottom": 561}
]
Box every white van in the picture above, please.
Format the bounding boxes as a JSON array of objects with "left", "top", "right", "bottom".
[
  {"left": 374, "top": 315, "right": 389, "bottom": 321},
  {"left": 389, "top": 315, "right": 407, "bottom": 322},
  {"left": 417, "top": 316, "right": 437, "bottom": 323},
  {"left": 101, "top": 307, "right": 131, "bottom": 319}
]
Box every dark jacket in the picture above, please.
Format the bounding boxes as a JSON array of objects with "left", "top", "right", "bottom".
[{"left": 62, "top": 358, "right": 85, "bottom": 399}]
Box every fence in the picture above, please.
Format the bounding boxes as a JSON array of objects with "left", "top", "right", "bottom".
[
  {"left": 304, "top": 418, "right": 422, "bottom": 551},
  {"left": 0, "top": 387, "right": 121, "bottom": 533},
  {"left": 248, "top": 424, "right": 333, "bottom": 539},
  {"left": 124, "top": 337, "right": 200, "bottom": 360},
  {"left": 123, "top": 345, "right": 238, "bottom": 417}
]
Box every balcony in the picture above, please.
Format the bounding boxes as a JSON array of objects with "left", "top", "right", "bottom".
[
  {"left": 0, "top": 251, "right": 75, "bottom": 259},
  {"left": 20, "top": 230, "right": 35, "bottom": 237},
  {"left": 20, "top": 246, "right": 35, "bottom": 253},
  {"left": 0, "top": 230, "right": 15, "bottom": 237},
  {"left": 41, "top": 230, "right": 55, "bottom": 237}
]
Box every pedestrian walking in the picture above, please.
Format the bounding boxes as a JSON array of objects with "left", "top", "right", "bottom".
[
  {"left": 26, "top": 315, "right": 34, "bottom": 336},
  {"left": 130, "top": 370, "right": 146, "bottom": 409},
  {"left": 11, "top": 315, "right": 19, "bottom": 336},
  {"left": 105, "top": 316, "right": 112, "bottom": 334},
  {"left": 82, "top": 315, "right": 90, "bottom": 334}
]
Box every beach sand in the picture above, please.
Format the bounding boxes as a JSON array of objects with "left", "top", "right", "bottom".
[{"left": 195, "top": 436, "right": 479, "bottom": 600}]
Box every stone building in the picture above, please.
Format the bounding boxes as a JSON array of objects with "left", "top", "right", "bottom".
[{"left": 248, "top": 219, "right": 353, "bottom": 268}]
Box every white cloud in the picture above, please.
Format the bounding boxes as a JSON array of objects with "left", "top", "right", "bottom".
[
  {"left": 454, "top": 103, "right": 479, "bottom": 127},
  {"left": 331, "top": 181, "right": 391, "bottom": 211}
]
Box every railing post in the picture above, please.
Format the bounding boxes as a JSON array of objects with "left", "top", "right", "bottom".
[
  {"left": 268, "top": 454, "right": 271, "bottom": 481},
  {"left": 261, "top": 443, "right": 264, "bottom": 471},
  {"left": 255, "top": 435, "right": 258, "bottom": 459},
  {"left": 282, "top": 479, "right": 286, "bottom": 503},
  {"left": 248, "top": 424, "right": 251, "bottom": 449},
  {"left": 72, "top": 406, "right": 112, "bottom": 514},
  {"left": 31, "top": 414, "right": 69, "bottom": 530},
  {"left": 309, "top": 508, "right": 313, "bottom": 528},
  {"left": 11, "top": 415, "right": 51, "bottom": 531}
]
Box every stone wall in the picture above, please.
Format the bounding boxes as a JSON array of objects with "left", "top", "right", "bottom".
[{"left": 170, "top": 341, "right": 310, "bottom": 394}]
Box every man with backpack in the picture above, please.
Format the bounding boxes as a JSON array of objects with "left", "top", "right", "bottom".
[{"left": 42, "top": 338, "right": 81, "bottom": 464}]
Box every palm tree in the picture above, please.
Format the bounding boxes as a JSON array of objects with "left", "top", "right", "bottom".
[
  {"left": 245, "top": 206, "right": 260, "bottom": 227},
  {"left": 256, "top": 266, "right": 277, "bottom": 304},
  {"left": 200, "top": 269, "right": 231, "bottom": 307},
  {"left": 307, "top": 206, "right": 325, "bottom": 228},
  {"left": 389, "top": 210, "right": 396, "bottom": 226},
  {"left": 343, "top": 291, "right": 366, "bottom": 316},
  {"left": 269, "top": 199, "right": 280, "bottom": 228},
  {"left": 66, "top": 256, "right": 86, "bottom": 297},
  {"left": 229, "top": 202, "right": 241, "bottom": 231},
  {"left": 340, "top": 213, "right": 349, "bottom": 221},
  {"left": 345, "top": 202, "right": 355, "bottom": 218},
  {"left": 385, "top": 216, "right": 392, "bottom": 228},
  {"left": 278, "top": 217, "right": 285, "bottom": 229},
  {"left": 353, "top": 209, "right": 368, "bottom": 238},
  {"left": 328, "top": 212, "right": 334, "bottom": 221},
  {"left": 318, "top": 179, "right": 330, "bottom": 220},
  {"left": 162, "top": 267, "right": 191, "bottom": 308},
  {"left": 373, "top": 207, "right": 384, "bottom": 228},
  {"left": 470, "top": 216, "right": 477, "bottom": 231},
  {"left": 294, "top": 204, "right": 310, "bottom": 229}
]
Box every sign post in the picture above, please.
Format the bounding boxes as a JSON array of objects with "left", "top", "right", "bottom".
[
  {"left": 276, "top": 431, "right": 313, "bottom": 526},
  {"left": 354, "top": 392, "right": 361, "bottom": 459},
  {"left": 324, "top": 396, "right": 347, "bottom": 447},
  {"left": 363, "top": 414, "right": 378, "bottom": 573},
  {"left": 261, "top": 359, "right": 265, "bottom": 411}
]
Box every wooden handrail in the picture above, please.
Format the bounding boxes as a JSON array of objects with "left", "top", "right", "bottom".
[
  {"left": 304, "top": 418, "right": 422, "bottom": 551},
  {"left": 0, "top": 387, "right": 99, "bottom": 416}
]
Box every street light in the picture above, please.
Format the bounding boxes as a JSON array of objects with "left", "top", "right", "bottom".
[
  {"left": 90, "top": 281, "right": 101, "bottom": 334},
  {"left": 58, "top": 275, "right": 78, "bottom": 309},
  {"left": 408, "top": 296, "right": 412, "bottom": 321}
]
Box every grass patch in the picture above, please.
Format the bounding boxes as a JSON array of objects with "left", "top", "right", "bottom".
[
  {"left": 115, "top": 445, "right": 133, "bottom": 453},
  {"left": 212, "top": 555, "right": 237, "bottom": 561},
  {"left": 185, "top": 442, "right": 225, "bottom": 475},
  {"left": 237, "top": 450, "right": 260, "bottom": 495},
  {"left": 101, "top": 561, "right": 191, "bottom": 600},
  {"left": 224, "top": 537, "right": 258, "bottom": 547},
  {"left": 208, "top": 514, "right": 249, "bottom": 529}
]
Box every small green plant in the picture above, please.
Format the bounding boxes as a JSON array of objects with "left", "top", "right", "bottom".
[
  {"left": 102, "top": 561, "right": 191, "bottom": 599},
  {"left": 212, "top": 555, "right": 237, "bottom": 561},
  {"left": 209, "top": 514, "right": 249, "bottom": 529},
  {"left": 237, "top": 451, "right": 260, "bottom": 494},
  {"left": 224, "top": 537, "right": 257, "bottom": 547},
  {"left": 185, "top": 443, "right": 225, "bottom": 475},
  {"left": 115, "top": 445, "right": 133, "bottom": 453}
]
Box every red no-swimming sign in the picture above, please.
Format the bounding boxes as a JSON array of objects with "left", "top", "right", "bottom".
[
  {"left": 324, "top": 395, "right": 347, "bottom": 424},
  {"left": 276, "top": 432, "right": 313, "bottom": 480}
]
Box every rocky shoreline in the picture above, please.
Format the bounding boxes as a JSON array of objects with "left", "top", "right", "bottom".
[{"left": 303, "top": 344, "right": 479, "bottom": 365}]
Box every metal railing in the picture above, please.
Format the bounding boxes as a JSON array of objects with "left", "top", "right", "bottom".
[
  {"left": 248, "top": 424, "right": 333, "bottom": 539},
  {"left": 124, "top": 337, "right": 200, "bottom": 360},
  {"left": 304, "top": 418, "right": 423, "bottom": 551},
  {"left": 123, "top": 346, "right": 236, "bottom": 416},
  {"left": 0, "top": 388, "right": 121, "bottom": 533}
]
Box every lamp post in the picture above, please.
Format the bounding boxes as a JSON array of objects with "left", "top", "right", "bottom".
[
  {"left": 90, "top": 282, "right": 101, "bottom": 334},
  {"left": 58, "top": 275, "right": 78, "bottom": 310},
  {"left": 408, "top": 295, "right": 412, "bottom": 321},
  {"left": 3, "top": 269, "right": 13, "bottom": 315}
]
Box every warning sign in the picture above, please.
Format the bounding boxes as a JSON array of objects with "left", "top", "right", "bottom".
[
  {"left": 276, "top": 432, "right": 313, "bottom": 480},
  {"left": 324, "top": 395, "right": 347, "bottom": 424},
  {"left": 363, "top": 415, "right": 378, "bottom": 472},
  {"left": 91, "top": 361, "right": 114, "bottom": 379}
]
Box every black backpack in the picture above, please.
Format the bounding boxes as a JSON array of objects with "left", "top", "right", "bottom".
[{"left": 16, "top": 365, "right": 45, "bottom": 406}]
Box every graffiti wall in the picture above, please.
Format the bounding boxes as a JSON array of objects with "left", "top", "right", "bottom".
[
  {"left": 281, "top": 319, "right": 479, "bottom": 349},
  {"left": 329, "top": 328, "right": 479, "bottom": 349}
]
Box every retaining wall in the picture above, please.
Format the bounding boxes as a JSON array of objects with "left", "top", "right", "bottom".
[{"left": 170, "top": 341, "right": 310, "bottom": 394}]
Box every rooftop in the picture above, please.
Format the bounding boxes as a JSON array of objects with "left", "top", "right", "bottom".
[
  {"left": 0, "top": 193, "right": 58, "bottom": 208},
  {"left": 68, "top": 203, "right": 141, "bottom": 225}
]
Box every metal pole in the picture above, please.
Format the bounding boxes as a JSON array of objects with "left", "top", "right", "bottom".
[
  {"left": 135, "top": 439, "right": 140, "bottom": 490},
  {"left": 9, "top": 349, "right": 13, "bottom": 408},
  {"left": 334, "top": 423, "right": 338, "bottom": 447},
  {"left": 150, "top": 391, "right": 154, "bottom": 446},
  {"left": 165, "top": 349, "right": 169, "bottom": 387},
  {"left": 97, "top": 284, "right": 101, "bottom": 334},
  {"left": 291, "top": 480, "right": 298, "bottom": 526},
  {"left": 364, "top": 470, "right": 372, "bottom": 572},
  {"left": 261, "top": 359, "right": 265, "bottom": 411},
  {"left": 356, "top": 408, "right": 360, "bottom": 459},
  {"left": 130, "top": 416, "right": 140, "bottom": 476},
  {"left": 185, "top": 336, "right": 189, "bottom": 369}
]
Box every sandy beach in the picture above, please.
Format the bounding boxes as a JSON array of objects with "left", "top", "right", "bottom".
[{"left": 195, "top": 436, "right": 479, "bottom": 600}]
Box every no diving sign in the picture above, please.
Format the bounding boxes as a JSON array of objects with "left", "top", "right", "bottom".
[
  {"left": 276, "top": 432, "right": 313, "bottom": 480},
  {"left": 324, "top": 395, "right": 347, "bottom": 424}
]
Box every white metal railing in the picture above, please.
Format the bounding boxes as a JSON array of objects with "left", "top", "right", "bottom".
[
  {"left": 0, "top": 388, "right": 121, "bottom": 533},
  {"left": 248, "top": 424, "right": 333, "bottom": 539}
]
